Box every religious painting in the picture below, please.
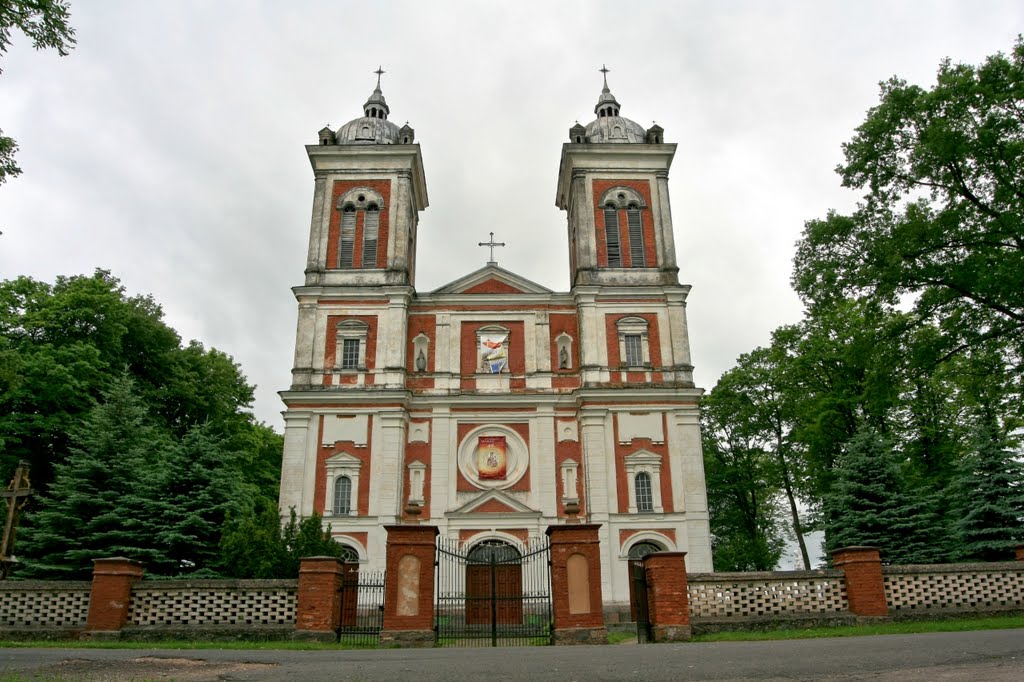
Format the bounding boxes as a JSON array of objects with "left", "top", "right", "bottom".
[
  {"left": 477, "top": 436, "right": 507, "bottom": 480},
  {"left": 479, "top": 331, "right": 509, "bottom": 374}
]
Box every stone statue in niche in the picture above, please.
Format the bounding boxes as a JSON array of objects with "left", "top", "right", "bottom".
[
  {"left": 416, "top": 348, "right": 427, "bottom": 372},
  {"left": 559, "top": 345, "right": 569, "bottom": 369}
]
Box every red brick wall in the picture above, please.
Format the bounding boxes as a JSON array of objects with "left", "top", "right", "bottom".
[
  {"left": 462, "top": 279, "right": 527, "bottom": 294},
  {"left": 406, "top": 314, "right": 436, "bottom": 373},
  {"left": 323, "top": 314, "right": 378, "bottom": 372},
  {"left": 382, "top": 525, "right": 439, "bottom": 632},
  {"left": 547, "top": 524, "right": 604, "bottom": 629},
  {"left": 85, "top": 558, "right": 144, "bottom": 632},
  {"left": 295, "top": 558, "right": 344, "bottom": 632},
  {"left": 325, "top": 179, "right": 392, "bottom": 269},
  {"left": 314, "top": 414, "right": 373, "bottom": 516},
  {"left": 832, "top": 546, "right": 888, "bottom": 617},
  {"left": 643, "top": 552, "right": 690, "bottom": 631},
  {"left": 460, "top": 321, "right": 526, "bottom": 376},
  {"left": 612, "top": 416, "right": 673, "bottom": 513},
  {"left": 401, "top": 420, "right": 432, "bottom": 521},
  {"left": 555, "top": 435, "right": 585, "bottom": 517},
  {"left": 604, "top": 313, "right": 662, "bottom": 369},
  {"left": 549, "top": 312, "right": 579, "bottom": 373}
]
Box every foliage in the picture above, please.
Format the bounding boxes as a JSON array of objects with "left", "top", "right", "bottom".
[
  {"left": 219, "top": 506, "right": 344, "bottom": 579},
  {"left": 0, "top": 0, "right": 76, "bottom": 184},
  {"left": 17, "top": 374, "right": 174, "bottom": 579},
  {"left": 952, "top": 422, "right": 1024, "bottom": 561}
]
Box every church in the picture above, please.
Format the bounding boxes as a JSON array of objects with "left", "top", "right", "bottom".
[{"left": 278, "top": 70, "right": 713, "bottom": 618}]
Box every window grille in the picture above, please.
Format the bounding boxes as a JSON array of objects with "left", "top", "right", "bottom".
[
  {"left": 340, "top": 338, "right": 360, "bottom": 369},
  {"left": 604, "top": 206, "right": 621, "bottom": 266},
  {"left": 361, "top": 206, "right": 379, "bottom": 268},
  {"left": 624, "top": 334, "right": 644, "bottom": 366},
  {"left": 635, "top": 472, "right": 653, "bottom": 512},
  {"left": 626, "top": 207, "right": 645, "bottom": 267},
  {"left": 339, "top": 207, "right": 356, "bottom": 268},
  {"left": 334, "top": 476, "right": 352, "bottom": 515}
]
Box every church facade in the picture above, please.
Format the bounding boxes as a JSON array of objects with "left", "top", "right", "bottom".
[{"left": 278, "top": 73, "right": 713, "bottom": 617}]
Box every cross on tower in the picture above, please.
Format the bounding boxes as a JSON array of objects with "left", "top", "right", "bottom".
[
  {"left": 600, "top": 64, "right": 610, "bottom": 88},
  {"left": 374, "top": 65, "right": 385, "bottom": 88},
  {"left": 478, "top": 232, "right": 506, "bottom": 266}
]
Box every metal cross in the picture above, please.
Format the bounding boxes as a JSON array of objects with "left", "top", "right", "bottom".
[
  {"left": 374, "top": 66, "right": 385, "bottom": 88},
  {"left": 478, "top": 232, "right": 506, "bottom": 266},
  {"left": 600, "top": 64, "right": 610, "bottom": 89}
]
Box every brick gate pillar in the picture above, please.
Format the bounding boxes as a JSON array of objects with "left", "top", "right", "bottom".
[
  {"left": 294, "top": 556, "right": 345, "bottom": 641},
  {"left": 380, "top": 524, "right": 438, "bottom": 647},
  {"left": 832, "top": 546, "right": 888, "bottom": 617},
  {"left": 84, "top": 557, "right": 144, "bottom": 638},
  {"left": 643, "top": 551, "right": 691, "bottom": 641},
  {"left": 546, "top": 523, "right": 607, "bottom": 645},
  {"left": 1015, "top": 545, "right": 1024, "bottom": 562}
]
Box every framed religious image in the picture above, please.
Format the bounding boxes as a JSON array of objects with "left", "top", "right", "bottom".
[
  {"left": 477, "top": 436, "right": 507, "bottom": 480},
  {"left": 478, "top": 330, "right": 509, "bottom": 374}
]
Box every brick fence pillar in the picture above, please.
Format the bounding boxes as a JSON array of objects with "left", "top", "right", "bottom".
[
  {"left": 643, "top": 551, "right": 691, "bottom": 642},
  {"left": 294, "top": 556, "right": 344, "bottom": 641},
  {"left": 1015, "top": 545, "right": 1024, "bottom": 562},
  {"left": 546, "top": 523, "right": 607, "bottom": 645},
  {"left": 84, "top": 557, "right": 144, "bottom": 638},
  {"left": 832, "top": 546, "right": 888, "bottom": 617},
  {"left": 380, "top": 524, "right": 438, "bottom": 647}
]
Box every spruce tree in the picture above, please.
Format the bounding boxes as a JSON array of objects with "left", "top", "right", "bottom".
[
  {"left": 19, "top": 374, "right": 173, "bottom": 578},
  {"left": 824, "top": 426, "right": 939, "bottom": 564},
  {"left": 953, "top": 423, "right": 1024, "bottom": 562}
]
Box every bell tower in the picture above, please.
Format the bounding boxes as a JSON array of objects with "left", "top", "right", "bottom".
[
  {"left": 303, "top": 70, "right": 428, "bottom": 289},
  {"left": 555, "top": 69, "right": 679, "bottom": 288}
]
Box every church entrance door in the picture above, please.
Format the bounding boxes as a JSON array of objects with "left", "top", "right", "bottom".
[{"left": 436, "top": 536, "right": 552, "bottom": 646}]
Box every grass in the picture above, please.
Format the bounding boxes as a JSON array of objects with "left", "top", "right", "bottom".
[
  {"left": 691, "top": 614, "right": 1024, "bottom": 642},
  {"left": 607, "top": 630, "right": 637, "bottom": 644}
]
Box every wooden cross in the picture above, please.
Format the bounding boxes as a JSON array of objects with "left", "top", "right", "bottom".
[
  {"left": 478, "top": 232, "right": 506, "bottom": 266},
  {"left": 1, "top": 461, "right": 32, "bottom": 579}
]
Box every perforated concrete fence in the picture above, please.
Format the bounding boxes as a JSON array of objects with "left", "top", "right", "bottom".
[
  {"left": 127, "top": 579, "right": 298, "bottom": 626},
  {"left": 883, "top": 562, "right": 1024, "bottom": 613},
  {"left": 0, "top": 581, "right": 92, "bottom": 628},
  {"left": 687, "top": 570, "right": 848, "bottom": 619}
]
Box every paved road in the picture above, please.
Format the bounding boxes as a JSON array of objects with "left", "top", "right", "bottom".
[{"left": 1, "top": 629, "right": 1022, "bottom": 681}]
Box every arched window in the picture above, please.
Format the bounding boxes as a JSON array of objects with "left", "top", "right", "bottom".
[
  {"left": 628, "top": 540, "right": 663, "bottom": 559},
  {"left": 334, "top": 475, "right": 352, "bottom": 515},
  {"left": 635, "top": 472, "right": 653, "bottom": 512},
  {"left": 362, "top": 204, "right": 379, "bottom": 268},
  {"left": 603, "top": 203, "right": 621, "bottom": 267},
  {"left": 338, "top": 544, "right": 359, "bottom": 563},
  {"left": 339, "top": 205, "right": 356, "bottom": 268}
]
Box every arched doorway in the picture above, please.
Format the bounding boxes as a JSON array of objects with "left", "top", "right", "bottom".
[
  {"left": 627, "top": 540, "right": 665, "bottom": 622},
  {"left": 465, "top": 540, "right": 523, "bottom": 625}
]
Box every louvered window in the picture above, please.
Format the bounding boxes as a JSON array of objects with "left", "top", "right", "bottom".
[
  {"left": 339, "top": 206, "right": 356, "bottom": 268},
  {"left": 627, "top": 206, "right": 645, "bottom": 267},
  {"left": 635, "top": 472, "right": 653, "bottom": 512},
  {"left": 604, "top": 205, "right": 621, "bottom": 267},
  {"left": 334, "top": 476, "right": 352, "bottom": 515},
  {"left": 361, "top": 205, "right": 379, "bottom": 268}
]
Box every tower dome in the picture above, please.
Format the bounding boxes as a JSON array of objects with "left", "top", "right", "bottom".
[
  {"left": 334, "top": 68, "right": 403, "bottom": 145},
  {"left": 581, "top": 66, "right": 648, "bottom": 143}
]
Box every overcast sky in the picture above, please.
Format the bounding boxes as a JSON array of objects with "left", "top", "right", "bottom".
[{"left": 1, "top": 1, "right": 1021, "bottom": 430}]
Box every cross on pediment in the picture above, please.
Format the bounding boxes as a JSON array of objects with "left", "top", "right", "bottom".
[{"left": 478, "top": 232, "right": 506, "bottom": 266}]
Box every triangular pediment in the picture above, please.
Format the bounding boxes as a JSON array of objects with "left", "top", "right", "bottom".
[
  {"left": 325, "top": 451, "right": 361, "bottom": 465},
  {"left": 449, "top": 489, "right": 538, "bottom": 515},
  {"left": 432, "top": 265, "right": 553, "bottom": 295}
]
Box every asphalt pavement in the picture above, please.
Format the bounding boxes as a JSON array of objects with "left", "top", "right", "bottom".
[{"left": 1, "top": 628, "right": 1022, "bottom": 681}]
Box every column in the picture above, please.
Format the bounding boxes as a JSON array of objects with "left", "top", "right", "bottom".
[
  {"left": 84, "top": 557, "right": 145, "bottom": 638},
  {"left": 547, "top": 524, "right": 607, "bottom": 645},
  {"left": 294, "top": 557, "right": 344, "bottom": 641},
  {"left": 643, "top": 552, "right": 691, "bottom": 642},
  {"left": 380, "top": 524, "right": 439, "bottom": 647},
  {"left": 832, "top": 546, "right": 888, "bottom": 617}
]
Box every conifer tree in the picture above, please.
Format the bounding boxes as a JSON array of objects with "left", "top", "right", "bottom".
[
  {"left": 953, "top": 423, "right": 1024, "bottom": 561},
  {"left": 19, "top": 374, "right": 173, "bottom": 578}
]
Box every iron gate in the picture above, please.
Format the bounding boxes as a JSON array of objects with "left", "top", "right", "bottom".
[
  {"left": 629, "top": 558, "right": 652, "bottom": 643},
  {"left": 435, "top": 536, "right": 553, "bottom": 647},
  {"left": 337, "top": 563, "right": 386, "bottom": 646}
]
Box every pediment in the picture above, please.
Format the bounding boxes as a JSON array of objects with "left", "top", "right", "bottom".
[
  {"left": 624, "top": 449, "right": 661, "bottom": 465},
  {"left": 450, "top": 489, "right": 538, "bottom": 515},
  {"left": 432, "top": 265, "right": 552, "bottom": 295},
  {"left": 325, "top": 451, "right": 361, "bottom": 465}
]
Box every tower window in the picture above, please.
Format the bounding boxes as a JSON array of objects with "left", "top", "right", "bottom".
[
  {"left": 340, "top": 338, "right": 361, "bottom": 369},
  {"left": 362, "top": 205, "right": 379, "bottom": 268},
  {"left": 603, "top": 204, "right": 621, "bottom": 267},
  {"left": 635, "top": 472, "right": 653, "bottom": 512},
  {"left": 626, "top": 205, "right": 645, "bottom": 267},
  {"left": 624, "top": 334, "right": 644, "bottom": 366},
  {"left": 339, "top": 206, "right": 356, "bottom": 268},
  {"left": 334, "top": 476, "right": 352, "bottom": 515}
]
